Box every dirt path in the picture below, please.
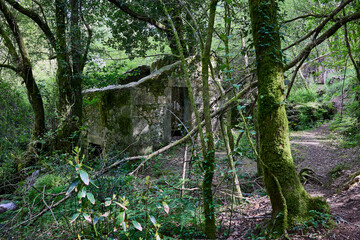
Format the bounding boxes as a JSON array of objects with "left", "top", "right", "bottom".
[
  {"left": 291, "top": 124, "right": 360, "bottom": 239},
  {"left": 224, "top": 124, "right": 360, "bottom": 239}
]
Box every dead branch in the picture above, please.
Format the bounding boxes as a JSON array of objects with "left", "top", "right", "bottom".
[
  {"left": 283, "top": 13, "right": 327, "bottom": 24},
  {"left": 41, "top": 186, "right": 59, "bottom": 225},
  {"left": 6, "top": 194, "right": 71, "bottom": 231},
  {"left": 165, "top": 181, "right": 199, "bottom": 191},
  {"left": 285, "top": 54, "right": 309, "bottom": 99}
]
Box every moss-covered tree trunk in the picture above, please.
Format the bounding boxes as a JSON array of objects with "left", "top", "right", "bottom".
[
  {"left": 201, "top": 1, "right": 219, "bottom": 238},
  {"left": 249, "top": 0, "right": 328, "bottom": 235},
  {"left": 54, "top": 0, "right": 83, "bottom": 152},
  {"left": 0, "top": 0, "right": 45, "bottom": 140}
]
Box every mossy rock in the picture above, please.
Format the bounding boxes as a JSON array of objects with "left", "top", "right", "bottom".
[
  {"left": 287, "top": 102, "right": 336, "bottom": 130},
  {"left": 28, "top": 174, "right": 67, "bottom": 202}
]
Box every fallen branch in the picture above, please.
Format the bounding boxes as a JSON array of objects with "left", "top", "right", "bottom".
[
  {"left": 42, "top": 186, "right": 59, "bottom": 225},
  {"left": 5, "top": 194, "right": 71, "bottom": 231}
]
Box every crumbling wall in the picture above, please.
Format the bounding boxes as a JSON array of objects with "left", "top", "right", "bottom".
[
  {"left": 83, "top": 55, "right": 221, "bottom": 155},
  {"left": 83, "top": 60, "right": 180, "bottom": 155}
]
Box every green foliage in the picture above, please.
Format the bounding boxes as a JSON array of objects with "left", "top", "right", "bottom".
[
  {"left": 0, "top": 80, "right": 33, "bottom": 157},
  {"left": 292, "top": 210, "right": 333, "bottom": 232},
  {"left": 28, "top": 174, "right": 66, "bottom": 202},
  {"left": 328, "top": 75, "right": 360, "bottom": 146},
  {"left": 84, "top": 61, "right": 127, "bottom": 89},
  {"left": 288, "top": 85, "right": 318, "bottom": 104},
  {"left": 329, "top": 163, "right": 347, "bottom": 179}
]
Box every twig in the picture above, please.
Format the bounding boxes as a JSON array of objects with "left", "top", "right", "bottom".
[
  {"left": 31, "top": 185, "right": 66, "bottom": 197},
  {"left": 165, "top": 181, "right": 199, "bottom": 191},
  {"left": 42, "top": 186, "right": 59, "bottom": 225},
  {"left": 286, "top": 54, "right": 310, "bottom": 99},
  {"left": 180, "top": 143, "right": 189, "bottom": 198},
  {"left": 6, "top": 194, "right": 71, "bottom": 231}
]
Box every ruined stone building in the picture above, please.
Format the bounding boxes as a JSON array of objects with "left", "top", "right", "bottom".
[{"left": 83, "top": 56, "right": 219, "bottom": 155}]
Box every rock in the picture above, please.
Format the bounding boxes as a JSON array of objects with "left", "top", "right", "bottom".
[{"left": 0, "top": 202, "right": 17, "bottom": 214}]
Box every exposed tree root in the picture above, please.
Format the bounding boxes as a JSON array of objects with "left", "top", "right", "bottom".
[
  {"left": 298, "top": 167, "right": 323, "bottom": 186},
  {"left": 343, "top": 170, "right": 360, "bottom": 190}
]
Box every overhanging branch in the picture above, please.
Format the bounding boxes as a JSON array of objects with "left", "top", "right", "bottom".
[
  {"left": 4, "top": 0, "right": 56, "bottom": 50},
  {"left": 282, "top": 0, "right": 354, "bottom": 52},
  {"left": 107, "top": 0, "right": 169, "bottom": 32},
  {"left": 285, "top": 10, "right": 360, "bottom": 71}
]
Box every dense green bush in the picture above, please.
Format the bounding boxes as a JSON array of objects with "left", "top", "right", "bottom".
[{"left": 0, "top": 80, "right": 33, "bottom": 158}]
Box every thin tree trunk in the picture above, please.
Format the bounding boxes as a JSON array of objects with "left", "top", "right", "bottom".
[
  {"left": 200, "top": 1, "right": 219, "bottom": 238},
  {"left": 220, "top": 117, "right": 243, "bottom": 201}
]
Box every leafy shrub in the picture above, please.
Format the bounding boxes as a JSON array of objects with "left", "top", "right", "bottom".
[
  {"left": 288, "top": 85, "right": 318, "bottom": 104},
  {"left": 0, "top": 80, "right": 32, "bottom": 158},
  {"left": 288, "top": 102, "right": 335, "bottom": 130}
]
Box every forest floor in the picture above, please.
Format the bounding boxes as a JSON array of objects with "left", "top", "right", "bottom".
[{"left": 223, "top": 124, "right": 360, "bottom": 240}]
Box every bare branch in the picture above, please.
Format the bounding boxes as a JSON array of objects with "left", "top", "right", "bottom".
[
  {"left": 343, "top": 20, "right": 360, "bottom": 81},
  {"left": 283, "top": 13, "right": 327, "bottom": 24},
  {"left": 285, "top": 53, "right": 309, "bottom": 99},
  {"left": 285, "top": 10, "right": 360, "bottom": 71},
  {"left": 282, "top": 0, "right": 354, "bottom": 52},
  {"left": 107, "top": 0, "right": 168, "bottom": 32},
  {"left": 6, "top": 194, "right": 70, "bottom": 231},
  {"left": 0, "top": 64, "right": 18, "bottom": 72}
]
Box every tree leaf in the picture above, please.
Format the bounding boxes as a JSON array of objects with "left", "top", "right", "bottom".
[
  {"left": 105, "top": 200, "right": 112, "bottom": 207},
  {"left": 118, "top": 211, "right": 126, "bottom": 224},
  {"left": 163, "top": 201, "right": 169, "bottom": 214},
  {"left": 78, "top": 187, "right": 86, "bottom": 199},
  {"left": 101, "top": 211, "right": 110, "bottom": 218},
  {"left": 66, "top": 180, "right": 80, "bottom": 196},
  {"left": 87, "top": 192, "right": 95, "bottom": 204},
  {"left": 149, "top": 215, "right": 156, "bottom": 225},
  {"left": 79, "top": 170, "right": 89, "bottom": 185},
  {"left": 122, "top": 221, "right": 127, "bottom": 232},
  {"left": 83, "top": 213, "right": 92, "bottom": 223},
  {"left": 132, "top": 220, "right": 143, "bottom": 231},
  {"left": 115, "top": 201, "right": 128, "bottom": 210},
  {"left": 70, "top": 212, "right": 80, "bottom": 223},
  {"left": 90, "top": 179, "right": 99, "bottom": 188}
]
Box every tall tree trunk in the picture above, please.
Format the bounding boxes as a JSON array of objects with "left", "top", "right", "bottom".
[
  {"left": 0, "top": 0, "right": 45, "bottom": 140},
  {"left": 161, "top": 1, "right": 215, "bottom": 237},
  {"left": 165, "top": 1, "right": 188, "bottom": 56},
  {"left": 54, "top": 0, "right": 83, "bottom": 151},
  {"left": 249, "top": 0, "right": 328, "bottom": 235},
  {"left": 70, "top": 0, "right": 83, "bottom": 138},
  {"left": 23, "top": 66, "right": 46, "bottom": 139}
]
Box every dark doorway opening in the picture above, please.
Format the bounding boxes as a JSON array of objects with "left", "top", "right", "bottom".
[
  {"left": 171, "top": 87, "right": 191, "bottom": 137},
  {"left": 88, "top": 143, "right": 102, "bottom": 159}
]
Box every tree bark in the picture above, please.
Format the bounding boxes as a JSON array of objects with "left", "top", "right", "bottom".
[
  {"left": 249, "top": 0, "right": 328, "bottom": 235},
  {"left": 5, "top": 0, "right": 89, "bottom": 153},
  {"left": 201, "top": 1, "right": 218, "bottom": 238},
  {"left": 0, "top": 0, "right": 45, "bottom": 139}
]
